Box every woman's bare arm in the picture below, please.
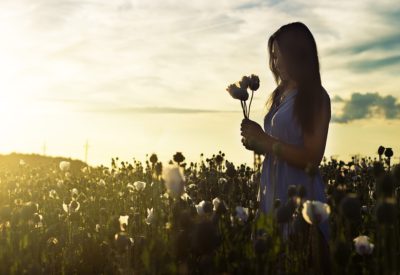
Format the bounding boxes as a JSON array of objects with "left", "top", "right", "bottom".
[{"left": 261, "top": 92, "right": 331, "bottom": 170}]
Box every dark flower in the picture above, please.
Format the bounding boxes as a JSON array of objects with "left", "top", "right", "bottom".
[
  {"left": 226, "top": 84, "right": 249, "bottom": 101},
  {"left": 249, "top": 74, "right": 260, "bottom": 91},
  {"left": 239, "top": 76, "right": 250, "bottom": 89}
]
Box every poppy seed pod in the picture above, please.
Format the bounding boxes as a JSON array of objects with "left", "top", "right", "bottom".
[
  {"left": 384, "top": 148, "right": 393, "bottom": 158},
  {"left": 149, "top": 153, "right": 158, "bottom": 164},
  {"left": 378, "top": 145, "right": 385, "bottom": 156},
  {"left": 173, "top": 152, "right": 185, "bottom": 164}
]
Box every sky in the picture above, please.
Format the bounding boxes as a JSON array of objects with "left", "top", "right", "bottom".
[{"left": 0, "top": 0, "right": 399, "bottom": 167}]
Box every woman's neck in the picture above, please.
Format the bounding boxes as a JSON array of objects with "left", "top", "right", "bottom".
[{"left": 282, "top": 80, "right": 297, "bottom": 92}]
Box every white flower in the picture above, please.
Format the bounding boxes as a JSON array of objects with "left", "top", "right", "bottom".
[
  {"left": 162, "top": 165, "right": 185, "bottom": 199},
  {"left": 353, "top": 235, "right": 374, "bottom": 255},
  {"left": 212, "top": 197, "right": 221, "bottom": 211},
  {"left": 71, "top": 188, "right": 79, "bottom": 197},
  {"left": 49, "top": 189, "right": 59, "bottom": 199},
  {"left": 56, "top": 179, "right": 64, "bottom": 188},
  {"left": 127, "top": 183, "right": 135, "bottom": 192},
  {"left": 187, "top": 183, "right": 197, "bottom": 189},
  {"left": 145, "top": 208, "right": 154, "bottom": 225},
  {"left": 236, "top": 206, "right": 249, "bottom": 222},
  {"left": 119, "top": 215, "right": 129, "bottom": 231},
  {"left": 97, "top": 179, "right": 106, "bottom": 186},
  {"left": 180, "top": 192, "right": 191, "bottom": 202},
  {"left": 218, "top": 178, "right": 227, "bottom": 185},
  {"left": 62, "top": 200, "right": 80, "bottom": 213},
  {"left": 195, "top": 200, "right": 207, "bottom": 216},
  {"left": 19, "top": 159, "right": 26, "bottom": 166},
  {"left": 302, "top": 200, "right": 331, "bottom": 225},
  {"left": 133, "top": 181, "right": 146, "bottom": 191},
  {"left": 59, "top": 161, "right": 71, "bottom": 172}
]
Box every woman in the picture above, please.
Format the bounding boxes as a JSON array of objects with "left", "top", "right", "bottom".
[{"left": 240, "top": 22, "right": 331, "bottom": 270}]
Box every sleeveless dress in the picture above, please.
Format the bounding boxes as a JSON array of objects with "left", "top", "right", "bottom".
[{"left": 258, "top": 88, "right": 330, "bottom": 242}]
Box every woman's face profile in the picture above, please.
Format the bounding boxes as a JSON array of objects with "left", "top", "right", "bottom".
[{"left": 272, "top": 40, "right": 289, "bottom": 81}]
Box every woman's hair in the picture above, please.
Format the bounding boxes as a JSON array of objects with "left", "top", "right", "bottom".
[{"left": 265, "top": 22, "right": 327, "bottom": 135}]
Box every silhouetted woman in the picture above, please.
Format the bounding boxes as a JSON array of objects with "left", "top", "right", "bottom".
[{"left": 240, "top": 22, "right": 331, "bottom": 273}]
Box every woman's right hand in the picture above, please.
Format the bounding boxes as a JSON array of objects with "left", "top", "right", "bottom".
[{"left": 241, "top": 137, "right": 264, "bottom": 154}]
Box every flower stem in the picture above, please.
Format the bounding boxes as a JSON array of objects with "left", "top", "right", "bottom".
[
  {"left": 240, "top": 101, "right": 247, "bottom": 118},
  {"left": 248, "top": 90, "right": 254, "bottom": 118}
]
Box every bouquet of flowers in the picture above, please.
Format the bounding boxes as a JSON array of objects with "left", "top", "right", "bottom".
[{"left": 226, "top": 74, "right": 260, "bottom": 119}]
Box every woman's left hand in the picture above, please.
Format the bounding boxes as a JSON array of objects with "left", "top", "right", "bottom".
[{"left": 240, "top": 118, "right": 264, "bottom": 140}]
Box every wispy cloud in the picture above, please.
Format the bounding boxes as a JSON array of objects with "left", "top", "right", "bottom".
[
  {"left": 348, "top": 55, "right": 400, "bottom": 73},
  {"left": 1, "top": 0, "right": 400, "bottom": 117}
]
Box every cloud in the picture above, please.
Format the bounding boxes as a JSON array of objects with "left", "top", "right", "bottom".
[
  {"left": 347, "top": 55, "right": 400, "bottom": 73},
  {"left": 332, "top": 95, "right": 344, "bottom": 102},
  {"left": 332, "top": 92, "right": 400, "bottom": 123}
]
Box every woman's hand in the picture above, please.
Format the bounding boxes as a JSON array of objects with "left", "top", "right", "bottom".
[
  {"left": 240, "top": 118, "right": 268, "bottom": 154},
  {"left": 240, "top": 118, "right": 264, "bottom": 140}
]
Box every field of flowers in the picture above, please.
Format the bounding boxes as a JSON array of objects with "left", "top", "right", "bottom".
[{"left": 0, "top": 147, "right": 399, "bottom": 275}]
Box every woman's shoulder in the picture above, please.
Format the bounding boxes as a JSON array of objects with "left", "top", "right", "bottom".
[{"left": 321, "top": 86, "right": 330, "bottom": 103}]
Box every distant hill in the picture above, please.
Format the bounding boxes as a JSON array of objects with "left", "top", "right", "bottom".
[{"left": 0, "top": 152, "right": 88, "bottom": 172}]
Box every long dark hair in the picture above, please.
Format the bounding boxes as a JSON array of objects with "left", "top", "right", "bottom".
[{"left": 265, "top": 22, "right": 326, "bottom": 135}]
